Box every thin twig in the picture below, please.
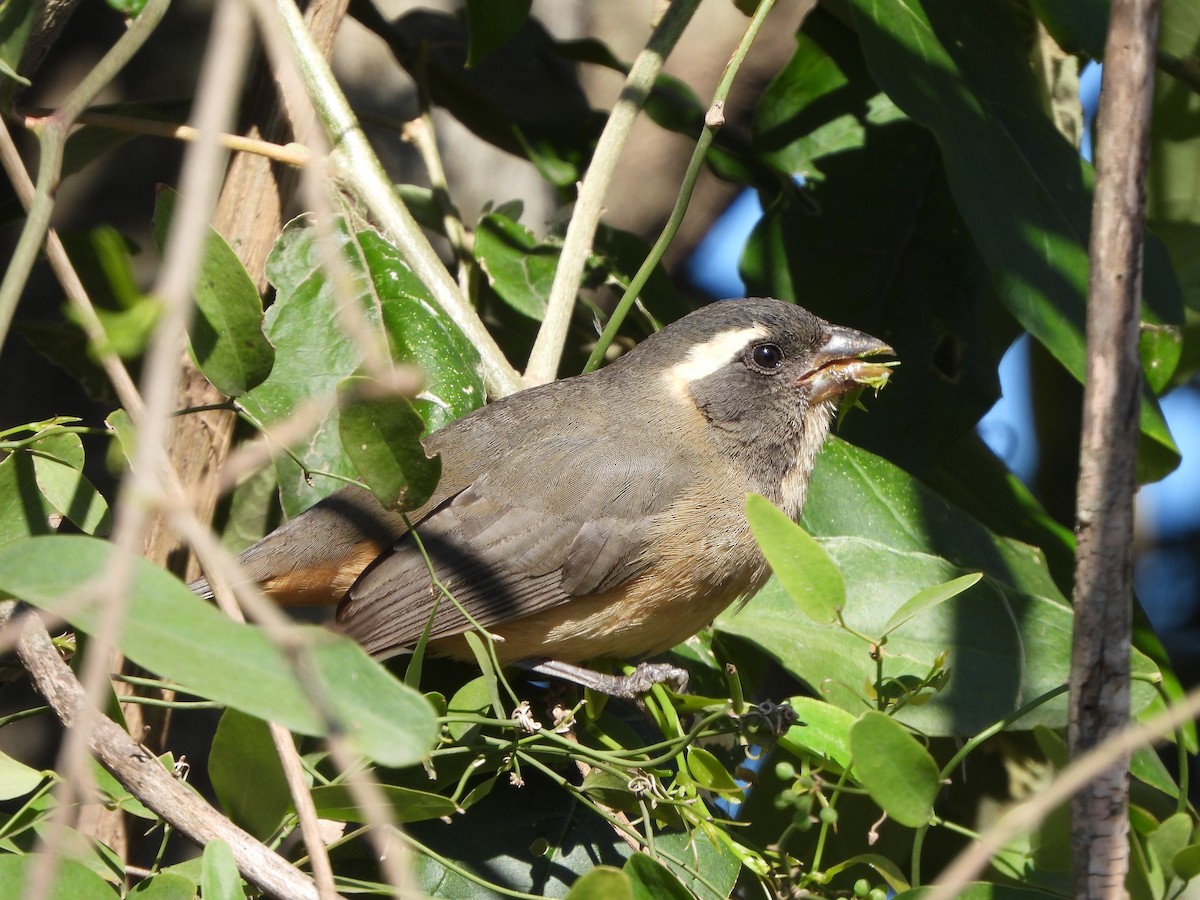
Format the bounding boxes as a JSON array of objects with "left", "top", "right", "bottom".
[
  {"left": 524, "top": 0, "right": 702, "bottom": 386},
  {"left": 583, "top": 0, "right": 780, "bottom": 373}
]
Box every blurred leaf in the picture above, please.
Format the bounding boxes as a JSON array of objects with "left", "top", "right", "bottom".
[
  {"left": 208, "top": 709, "right": 290, "bottom": 841},
  {"left": 625, "top": 853, "right": 691, "bottom": 900},
  {"left": 825, "top": 0, "right": 1183, "bottom": 477},
  {"left": 200, "top": 840, "right": 243, "bottom": 900},
  {"left": 776, "top": 696, "right": 856, "bottom": 769},
  {"left": 106, "top": 0, "right": 149, "bottom": 17},
  {"left": 849, "top": 711, "right": 938, "bottom": 827},
  {"left": 241, "top": 215, "right": 480, "bottom": 517},
  {"left": 881, "top": 572, "right": 982, "bottom": 636},
  {"left": 0, "top": 0, "right": 34, "bottom": 86},
  {"left": 104, "top": 408, "right": 136, "bottom": 468},
  {"left": 464, "top": 0, "right": 530, "bottom": 65},
  {"left": 307, "top": 783, "right": 457, "bottom": 823},
  {"left": 0, "top": 750, "right": 44, "bottom": 801},
  {"left": 745, "top": 493, "right": 845, "bottom": 624},
  {"left": 0, "top": 535, "right": 438, "bottom": 767},
  {"left": 338, "top": 376, "right": 440, "bottom": 511},
  {"left": 721, "top": 440, "right": 1160, "bottom": 735},
  {"left": 153, "top": 187, "right": 274, "bottom": 397},
  {"left": 219, "top": 465, "right": 279, "bottom": 554},
  {"left": 1148, "top": 812, "right": 1193, "bottom": 883},
  {"left": 1175, "top": 843, "right": 1200, "bottom": 880},
  {"left": 590, "top": 225, "right": 689, "bottom": 325},
  {"left": 352, "top": 4, "right": 600, "bottom": 188},
  {"left": 127, "top": 872, "right": 197, "bottom": 899},
  {"left": 565, "top": 867, "right": 633, "bottom": 900},
  {"left": 896, "top": 885, "right": 1065, "bottom": 899},
  {"left": 1030, "top": 0, "right": 1108, "bottom": 57},
  {"left": 1147, "top": 0, "right": 1200, "bottom": 315},
  {"left": 0, "top": 856, "right": 116, "bottom": 900},
  {"left": 474, "top": 212, "right": 556, "bottom": 319}
]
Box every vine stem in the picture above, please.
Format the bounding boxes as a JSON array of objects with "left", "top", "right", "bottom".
[
  {"left": 525, "top": 0, "right": 703, "bottom": 386},
  {"left": 582, "top": 0, "right": 781, "bottom": 374}
]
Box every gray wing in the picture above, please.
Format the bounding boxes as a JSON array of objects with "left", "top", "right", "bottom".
[{"left": 335, "top": 437, "right": 691, "bottom": 658}]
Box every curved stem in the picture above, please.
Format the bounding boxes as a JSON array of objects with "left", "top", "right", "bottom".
[
  {"left": 526, "top": 0, "right": 702, "bottom": 385},
  {"left": 583, "top": 0, "right": 780, "bottom": 374}
]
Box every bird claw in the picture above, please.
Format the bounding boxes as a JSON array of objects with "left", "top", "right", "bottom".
[{"left": 526, "top": 659, "right": 689, "bottom": 699}]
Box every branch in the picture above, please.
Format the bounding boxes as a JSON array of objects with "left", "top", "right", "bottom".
[
  {"left": 523, "top": 0, "right": 702, "bottom": 386},
  {"left": 1067, "top": 0, "right": 1162, "bottom": 894},
  {"left": 4, "top": 603, "right": 329, "bottom": 900}
]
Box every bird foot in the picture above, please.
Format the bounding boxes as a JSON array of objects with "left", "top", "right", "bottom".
[{"left": 527, "top": 659, "right": 689, "bottom": 699}]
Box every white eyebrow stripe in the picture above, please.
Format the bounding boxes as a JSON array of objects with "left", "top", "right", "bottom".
[{"left": 663, "top": 325, "right": 768, "bottom": 396}]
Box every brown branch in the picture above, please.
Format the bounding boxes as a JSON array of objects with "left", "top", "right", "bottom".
[
  {"left": 1067, "top": 0, "right": 1162, "bottom": 895},
  {"left": 5, "top": 604, "right": 329, "bottom": 900}
]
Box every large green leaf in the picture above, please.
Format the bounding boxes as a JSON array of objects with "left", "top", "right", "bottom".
[
  {"left": 823, "top": 0, "right": 1182, "bottom": 478},
  {"left": 718, "top": 440, "right": 1159, "bottom": 735},
  {"left": 0, "top": 856, "right": 116, "bottom": 900},
  {"left": 208, "top": 709, "right": 290, "bottom": 841},
  {"left": 743, "top": 11, "right": 1016, "bottom": 474},
  {"left": 153, "top": 188, "right": 274, "bottom": 397},
  {"left": 0, "top": 535, "right": 437, "bottom": 767},
  {"left": 240, "top": 216, "right": 481, "bottom": 517}
]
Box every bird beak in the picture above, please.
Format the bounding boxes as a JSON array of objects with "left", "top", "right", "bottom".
[{"left": 797, "top": 324, "right": 895, "bottom": 403}]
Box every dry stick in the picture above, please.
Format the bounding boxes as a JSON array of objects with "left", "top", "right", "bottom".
[
  {"left": 7, "top": 608, "right": 328, "bottom": 900},
  {"left": 524, "top": 0, "right": 701, "bottom": 387},
  {"left": 930, "top": 683, "right": 1200, "bottom": 898},
  {"left": 1066, "top": 0, "right": 1162, "bottom": 896}
]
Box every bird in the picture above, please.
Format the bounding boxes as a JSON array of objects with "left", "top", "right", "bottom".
[{"left": 193, "top": 298, "right": 892, "bottom": 696}]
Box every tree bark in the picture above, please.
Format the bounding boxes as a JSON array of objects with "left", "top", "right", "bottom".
[{"left": 1067, "top": 0, "right": 1162, "bottom": 896}]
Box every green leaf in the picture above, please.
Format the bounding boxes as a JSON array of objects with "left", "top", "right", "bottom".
[
  {"left": 0, "top": 535, "right": 437, "bottom": 767},
  {"left": 849, "top": 711, "right": 939, "bottom": 827},
  {"left": 0, "top": 0, "right": 35, "bottom": 86},
  {"left": 338, "top": 377, "right": 440, "bottom": 511},
  {"left": 1174, "top": 843, "right": 1200, "bottom": 881},
  {"left": 826, "top": 0, "right": 1182, "bottom": 476},
  {"left": 745, "top": 493, "right": 845, "bottom": 624},
  {"left": 208, "top": 709, "right": 290, "bottom": 841},
  {"left": 685, "top": 747, "right": 742, "bottom": 795},
  {"left": 127, "top": 872, "right": 197, "bottom": 900},
  {"left": 464, "top": 0, "right": 531, "bottom": 66},
  {"left": 153, "top": 187, "right": 274, "bottom": 397},
  {"left": 0, "top": 451, "right": 57, "bottom": 545},
  {"left": 896, "top": 885, "right": 1065, "bottom": 899},
  {"left": 0, "top": 856, "right": 116, "bottom": 900},
  {"left": 1149, "top": 812, "right": 1194, "bottom": 883},
  {"left": 474, "top": 211, "right": 556, "bottom": 319},
  {"left": 776, "top": 696, "right": 856, "bottom": 769},
  {"left": 200, "top": 840, "right": 243, "bottom": 900},
  {"left": 307, "top": 783, "right": 458, "bottom": 824},
  {"left": 625, "top": 852, "right": 692, "bottom": 900},
  {"left": 565, "top": 866, "right": 633, "bottom": 900},
  {"left": 0, "top": 749, "right": 44, "bottom": 800},
  {"left": 241, "top": 215, "right": 481, "bottom": 517},
  {"left": 721, "top": 440, "right": 1160, "bottom": 735},
  {"left": 881, "top": 572, "right": 982, "bottom": 637},
  {"left": 30, "top": 455, "right": 110, "bottom": 536}
]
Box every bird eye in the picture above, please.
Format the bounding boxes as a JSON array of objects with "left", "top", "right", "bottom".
[{"left": 751, "top": 343, "right": 784, "bottom": 371}]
